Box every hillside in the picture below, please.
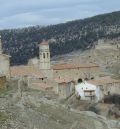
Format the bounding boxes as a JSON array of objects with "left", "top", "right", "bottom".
[
  {"left": 0, "top": 82, "right": 119, "bottom": 129},
  {"left": 1, "top": 11, "right": 120, "bottom": 65}
]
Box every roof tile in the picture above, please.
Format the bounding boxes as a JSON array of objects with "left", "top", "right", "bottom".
[
  {"left": 40, "top": 40, "right": 48, "bottom": 45},
  {"left": 87, "top": 77, "right": 120, "bottom": 86},
  {"left": 10, "top": 65, "right": 45, "bottom": 78},
  {"left": 52, "top": 63, "right": 99, "bottom": 70}
]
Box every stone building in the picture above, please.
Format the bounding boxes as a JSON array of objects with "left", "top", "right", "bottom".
[
  {"left": 52, "top": 63, "right": 100, "bottom": 82},
  {"left": 10, "top": 39, "right": 120, "bottom": 100},
  {"left": 28, "top": 40, "right": 53, "bottom": 79},
  {"left": 54, "top": 77, "right": 75, "bottom": 99},
  {"left": 88, "top": 77, "right": 120, "bottom": 96},
  {"left": 28, "top": 40, "right": 100, "bottom": 82},
  {"left": 75, "top": 76, "right": 120, "bottom": 102},
  {"left": 10, "top": 40, "right": 102, "bottom": 98},
  {"left": 0, "top": 36, "right": 11, "bottom": 79},
  {"left": 39, "top": 40, "right": 51, "bottom": 70},
  {"left": 10, "top": 65, "right": 47, "bottom": 89},
  {"left": 39, "top": 40, "right": 53, "bottom": 79},
  {"left": 28, "top": 40, "right": 51, "bottom": 70},
  {"left": 75, "top": 81, "right": 102, "bottom": 102}
]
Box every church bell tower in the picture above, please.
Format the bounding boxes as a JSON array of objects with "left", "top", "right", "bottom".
[{"left": 39, "top": 40, "right": 51, "bottom": 70}]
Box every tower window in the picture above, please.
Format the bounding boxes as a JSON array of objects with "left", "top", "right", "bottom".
[
  {"left": 47, "top": 53, "right": 49, "bottom": 58},
  {"left": 43, "top": 53, "right": 45, "bottom": 58}
]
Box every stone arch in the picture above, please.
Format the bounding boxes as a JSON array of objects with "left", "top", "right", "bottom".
[{"left": 78, "top": 78, "right": 83, "bottom": 83}]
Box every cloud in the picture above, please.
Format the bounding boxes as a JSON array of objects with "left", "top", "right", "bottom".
[{"left": 0, "top": 0, "right": 120, "bottom": 29}]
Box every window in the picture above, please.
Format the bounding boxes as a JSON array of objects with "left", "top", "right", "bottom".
[
  {"left": 47, "top": 53, "right": 49, "bottom": 58},
  {"left": 43, "top": 53, "right": 45, "bottom": 58}
]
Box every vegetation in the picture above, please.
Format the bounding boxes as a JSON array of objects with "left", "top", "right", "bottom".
[
  {"left": 104, "top": 94, "right": 120, "bottom": 105},
  {"left": 87, "top": 103, "right": 100, "bottom": 114},
  {"left": 0, "top": 112, "right": 8, "bottom": 125},
  {"left": 0, "top": 11, "right": 120, "bottom": 65}
]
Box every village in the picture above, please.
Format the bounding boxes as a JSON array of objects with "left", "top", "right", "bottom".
[
  {"left": 0, "top": 35, "right": 120, "bottom": 128},
  {"left": 0, "top": 35, "right": 120, "bottom": 102}
]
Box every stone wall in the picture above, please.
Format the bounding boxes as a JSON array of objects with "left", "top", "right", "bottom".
[
  {"left": 53, "top": 67, "right": 100, "bottom": 82},
  {"left": 28, "top": 58, "right": 39, "bottom": 68},
  {"left": 0, "top": 55, "right": 10, "bottom": 79},
  {"left": 101, "top": 82, "right": 120, "bottom": 95},
  {"left": 58, "top": 82, "right": 72, "bottom": 99},
  {"left": 0, "top": 76, "right": 6, "bottom": 89},
  {"left": 41, "top": 69, "right": 53, "bottom": 79}
]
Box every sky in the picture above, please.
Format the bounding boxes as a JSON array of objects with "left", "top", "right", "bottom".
[{"left": 0, "top": 0, "right": 120, "bottom": 29}]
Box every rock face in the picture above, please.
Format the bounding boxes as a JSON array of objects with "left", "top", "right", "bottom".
[{"left": 0, "top": 86, "right": 119, "bottom": 129}]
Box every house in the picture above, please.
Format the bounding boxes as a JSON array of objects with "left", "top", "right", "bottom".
[
  {"left": 75, "top": 81, "right": 102, "bottom": 102},
  {"left": 87, "top": 77, "right": 120, "bottom": 96},
  {"left": 54, "top": 77, "right": 75, "bottom": 99},
  {"left": 10, "top": 65, "right": 47, "bottom": 88},
  {"left": 75, "top": 77, "right": 120, "bottom": 102}
]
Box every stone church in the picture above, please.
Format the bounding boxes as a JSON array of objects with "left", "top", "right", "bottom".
[
  {"left": 9, "top": 40, "right": 120, "bottom": 100},
  {"left": 27, "top": 40, "right": 100, "bottom": 82}
]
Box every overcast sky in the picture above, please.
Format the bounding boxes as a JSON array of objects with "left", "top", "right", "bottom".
[{"left": 0, "top": 0, "right": 120, "bottom": 29}]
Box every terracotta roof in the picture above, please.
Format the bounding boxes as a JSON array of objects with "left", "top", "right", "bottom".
[
  {"left": 52, "top": 63, "right": 99, "bottom": 70},
  {"left": 55, "top": 77, "right": 75, "bottom": 84},
  {"left": 87, "top": 77, "right": 120, "bottom": 86},
  {"left": 31, "top": 83, "right": 51, "bottom": 90},
  {"left": 10, "top": 65, "right": 46, "bottom": 78},
  {"left": 40, "top": 40, "right": 48, "bottom": 45}
]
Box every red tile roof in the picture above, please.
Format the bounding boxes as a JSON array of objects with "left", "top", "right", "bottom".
[
  {"left": 10, "top": 65, "right": 46, "bottom": 78},
  {"left": 87, "top": 77, "right": 120, "bottom": 86},
  {"left": 40, "top": 40, "right": 48, "bottom": 45},
  {"left": 52, "top": 63, "right": 99, "bottom": 70}
]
